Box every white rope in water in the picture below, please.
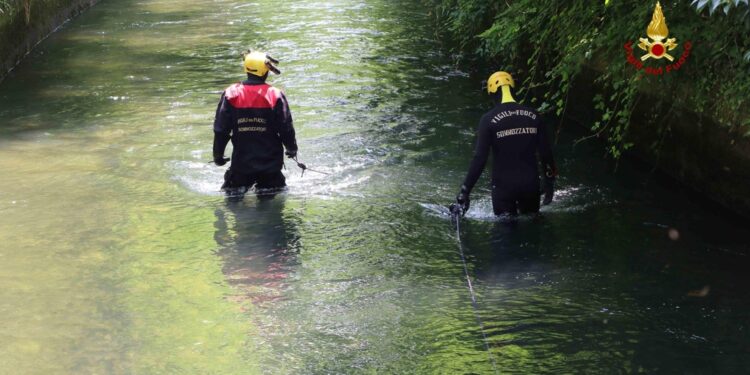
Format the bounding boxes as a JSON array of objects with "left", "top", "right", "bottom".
[{"left": 452, "top": 210, "right": 499, "bottom": 374}]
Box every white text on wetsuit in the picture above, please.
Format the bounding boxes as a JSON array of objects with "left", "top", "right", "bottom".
[
  {"left": 237, "top": 117, "right": 267, "bottom": 132},
  {"left": 490, "top": 109, "right": 537, "bottom": 124},
  {"left": 496, "top": 127, "right": 537, "bottom": 138}
]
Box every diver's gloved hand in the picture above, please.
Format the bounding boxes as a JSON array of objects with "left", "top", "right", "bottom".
[
  {"left": 542, "top": 176, "right": 555, "bottom": 205},
  {"left": 455, "top": 185, "right": 470, "bottom": 215},
  {"left": 285, "top": 149, "right": 297, "bottom": 159},
  {"left": 213, "top": 155, "right": 230, "bottom": 166}
]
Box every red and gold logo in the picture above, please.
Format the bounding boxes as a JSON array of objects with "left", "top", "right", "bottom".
[
  {"left": 638, "top": 2, "right": 678, "bottom": 61},
  {"left": 624, "top": 1, "right": 692, "bottom": 75}
]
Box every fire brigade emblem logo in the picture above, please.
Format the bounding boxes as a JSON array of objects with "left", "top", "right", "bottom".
[
  {"left": 638, "top": 1, "right": 677, "bottom": 61},
  {"left": 624, "top": 1, "right": 691, "bottom": 75}
]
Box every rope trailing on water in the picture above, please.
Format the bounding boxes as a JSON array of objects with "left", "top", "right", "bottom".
[
  {"left": 450, "top": 205, "right": 499, "bottom": 374},
  {"left": 292, "top": 156, "right": 330, "bottom": 177}
]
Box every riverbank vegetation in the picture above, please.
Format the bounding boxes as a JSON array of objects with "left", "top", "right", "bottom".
[{"left": 426, "top": 0, "right": 750, "bottom": 159}]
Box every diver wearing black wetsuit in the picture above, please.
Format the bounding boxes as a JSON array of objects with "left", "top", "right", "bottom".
[
  {"left": 455, "top": 71, "right": 557, "bottom": 216},
  {"left": 213, "top": 51, "right": 298, "bottom": 197}
]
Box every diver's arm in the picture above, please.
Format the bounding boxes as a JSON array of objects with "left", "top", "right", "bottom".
[
  {"left": 537, "top": 116, "right": 557, "bottom": 204},
  {"left": 461, "top": 120, "right": 491, "bottom": 194},
  {"left": 537, "top": 116, "right": 557, "bottom": 176},
  {"left": 212, "top": 93, "right": 232, "bottom": 164},
  {"left": 275, "top": 92, "right": 298, "bottom": 156}
]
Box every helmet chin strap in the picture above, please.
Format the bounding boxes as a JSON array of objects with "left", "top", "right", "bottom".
[{"left": 501, "top": 85, "right": 516, "bottom": 104}]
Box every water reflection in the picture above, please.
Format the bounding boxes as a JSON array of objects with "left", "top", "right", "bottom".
[{"left": 213, "top": 196, "right": 300, "bottom": 308}]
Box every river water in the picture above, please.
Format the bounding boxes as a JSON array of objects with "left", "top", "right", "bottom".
[{"left": 1, "top": 0, "right": 749, "bottom": 374}]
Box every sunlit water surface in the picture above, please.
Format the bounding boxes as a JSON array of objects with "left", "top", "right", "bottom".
[{"left": 1, "top": 0, "right": 749, "bottom": 373}]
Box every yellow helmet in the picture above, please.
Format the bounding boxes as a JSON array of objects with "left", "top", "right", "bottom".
[
  {"left": 487, "top": 71, "right": 514, "bottom": 94},
  {"left": 243, "top": 50, "right": 280, "bottom": 77}
]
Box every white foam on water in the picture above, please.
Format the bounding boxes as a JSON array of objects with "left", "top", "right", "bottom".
[
  {"left": 419, "top": 203, "right": 451, "bottom": 218},
  {"left": 421, "top": 184, "right": 608, "bottom": 221},
  {"left": 170, "top": 160, "right": 226, "bottom": 196},
  {"left": 170, "top": 155, "right": 374, "bottom": 198},
  {"left": 541, "top": 184, "right": 611, "bottom": 214}
]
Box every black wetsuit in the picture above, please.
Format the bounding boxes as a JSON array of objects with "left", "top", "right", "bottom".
[
  {"left": 461, "top": 102, "right": 555, "bottom": 215},
  {"left": 213, "top": 76, "right": 297, "bottom": 194}
]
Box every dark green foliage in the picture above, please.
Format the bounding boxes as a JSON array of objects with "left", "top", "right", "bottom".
[
  {"left": 0, "top": 2, "right": 8, "bottom": 13},
  {"left": 0, "top": 0, "right": 15, "bottom": 15},
  {"left": 426, "top": 0, "right": 750, "bottom": 157}
]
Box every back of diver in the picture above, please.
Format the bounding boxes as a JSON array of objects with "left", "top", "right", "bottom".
[
  {"left": 455, "top": 71, "right": 557, "bottom": 216},
  {"left": 212, "top": 50, "right": 299, "bottom": 199}
]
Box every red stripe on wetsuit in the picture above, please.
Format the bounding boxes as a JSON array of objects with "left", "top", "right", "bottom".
[{"left": 225, "top": 83, "right": 281, "bottom": 109}]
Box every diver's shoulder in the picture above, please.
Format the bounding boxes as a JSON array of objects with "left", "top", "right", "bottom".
[{"left": 224, "top": 82, "right": 244, "bottom": 99}]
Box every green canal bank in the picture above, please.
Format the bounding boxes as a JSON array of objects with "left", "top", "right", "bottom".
[{"left": 0, "top": 0, "right": 98, "bottom": 81}]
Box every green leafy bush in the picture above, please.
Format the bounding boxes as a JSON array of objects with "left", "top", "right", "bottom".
[
  {"left": 0, "top": 0, "right": 14, "bottom": 15},
  {"left": 691, "top": 0, "right": 749, "bottom": 16}
]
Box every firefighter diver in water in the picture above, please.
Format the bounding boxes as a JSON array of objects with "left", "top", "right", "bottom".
[
  {"left": 212, "top": 50, "right": 298, "bottom": 198},
  {"left": 453, "top": 71, "right": 557, "bottom": 216}
]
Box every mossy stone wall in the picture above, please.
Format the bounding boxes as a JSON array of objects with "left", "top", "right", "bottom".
[{"left": 0, "top": 0, "right": 98, "bottom": 82}]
